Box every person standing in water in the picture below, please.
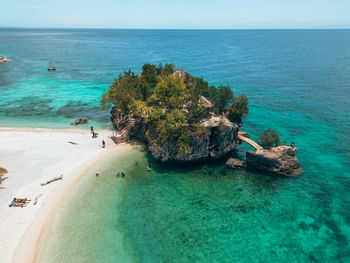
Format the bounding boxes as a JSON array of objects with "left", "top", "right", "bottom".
[
  {"left": 102, "top": 140, "right": 106, "bottom": 148},
  {"left": 90, "top": 126, "right": 94, "bottom": 133}
]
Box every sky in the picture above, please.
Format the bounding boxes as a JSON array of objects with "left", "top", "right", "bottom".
[{"left": 1, "top": 0, "right": 349, "bottom": 29}]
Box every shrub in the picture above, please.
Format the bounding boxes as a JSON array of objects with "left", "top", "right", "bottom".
[
  {"left": 258, "top": 129, "right": 281, "bottom": 149},
  {"left": 227, "top": 95, "right": 248, "bottom": 123},
  {"left": 214, "top": 85, "right": 234, "bottom": 113}
]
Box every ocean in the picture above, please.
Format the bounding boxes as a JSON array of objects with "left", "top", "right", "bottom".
[{"left": 1, "top": 29, "right": 349, "bottom": 262}]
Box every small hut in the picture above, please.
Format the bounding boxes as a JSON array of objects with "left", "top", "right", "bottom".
[
  {"left": 172, "top": 70, "right": 187, "bottom": 78},
  {"left": 171, "top": 70, "right": 193, "bottom": 82},
  {"left": 200, "top": 96, "right": 215, "bottom": 115}
]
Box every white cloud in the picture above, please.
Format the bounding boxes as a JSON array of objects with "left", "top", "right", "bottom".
[
  {"left": 237, "top": 17, "right": 268, "bottom": 24},
  {"left": 57, "top": 15, "right": 81, "bottom": 24},
  {"left": 296, "top": 16, "right": 313, "bottom": 23},
  {"left": 12, "top": 5, "right": 48, "bottom": 9},
  {"left": 195, "top": 18, "right": 204, "bottom": 24}
]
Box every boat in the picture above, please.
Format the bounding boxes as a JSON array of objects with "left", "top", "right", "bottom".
[
  {"left": 48, "top": 62, "right": 56, "bottom": 71},
  {"left": 0, "top": 56, "right": 9, "bottom": 64}
]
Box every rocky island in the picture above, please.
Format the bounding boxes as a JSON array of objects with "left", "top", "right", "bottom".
[
  {"left": 246, "top": 146, "right": 301, "bottom": 176},
  {"left": 102, "top": 63, "right": 301, "bottom": 175}
]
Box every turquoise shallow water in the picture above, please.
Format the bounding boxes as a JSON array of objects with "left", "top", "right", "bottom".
[
  {"left": 1, "top": 29, "right": 349, "bottom": 262},
  {"left": 35, "top": 149, "right": 143, "bottom": 263}
]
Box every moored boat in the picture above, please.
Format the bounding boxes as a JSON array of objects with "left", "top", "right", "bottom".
[
  {"left": 48, "top": 62, "right": 56, "bottom": 71},
  {"left": 0, "top": 56, "right": 9, "bottom": 64}
]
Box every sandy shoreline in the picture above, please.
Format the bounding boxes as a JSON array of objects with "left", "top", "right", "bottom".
[{"left": 0, "top": 127, "right": 133, "bottom": 263}]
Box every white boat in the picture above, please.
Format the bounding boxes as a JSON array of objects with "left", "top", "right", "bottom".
[{"left": 0, "top": 56, "right": 9, "bottom": 64}]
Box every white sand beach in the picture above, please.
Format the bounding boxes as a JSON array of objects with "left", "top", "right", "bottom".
[{"left": 0, "top": 128, "right": 132, "bottom": 263}]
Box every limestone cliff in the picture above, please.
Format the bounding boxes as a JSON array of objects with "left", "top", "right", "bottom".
[{"left": 111, "top": 109, "right": 240, "bottom": 162}]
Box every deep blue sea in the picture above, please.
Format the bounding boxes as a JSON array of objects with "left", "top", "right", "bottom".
[{"left": 1, "top": 29, "right": 349, "bottom": 262}]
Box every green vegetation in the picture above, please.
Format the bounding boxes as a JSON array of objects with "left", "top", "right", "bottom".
[
  {"left": 101, "top": 63, "right": 249, "bottom": 154},
  {"left": 258, "top": 129, "right": 281, "bottom": 149},
  {"left": 227, "top": 95, "right": 248, "bottom": 123}
]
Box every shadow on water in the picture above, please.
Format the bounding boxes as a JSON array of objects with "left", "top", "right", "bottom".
[
  {"left": 0, "top": 96, "right": 55, "bottom": 117},
  {"left": 0, "top": 97, "right": 110, "bottom": 125},
  {"left": 56, "top": 100, "right": 110, "bottom": 122}
]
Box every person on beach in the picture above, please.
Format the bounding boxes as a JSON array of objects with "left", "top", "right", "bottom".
[
  {"left": 102, "top": 140, "right": 105, "bottom": 148},
  {"left": 90, "top": 126, "right": 94, "bottom": 133}
]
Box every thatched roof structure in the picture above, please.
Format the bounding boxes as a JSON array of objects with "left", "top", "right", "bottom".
[
  {"left": 171, "top": 70, "right": 194, "bottom": 83},
  {"left": 172, "top": 70, "right": 188, "bottom": 79},
  {"left": 200, "top": 96, "right": 215, "bottom": 108}
]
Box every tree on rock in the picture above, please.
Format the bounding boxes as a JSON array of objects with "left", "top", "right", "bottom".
[
  {"left": 227, "top": 95, "right": 249, "bottom": 123},
  {"left": 214, "top": 85, "right": 234, "bottom": 113},
  {"left": 258, "top": 129, "right": 281, "bottom": 149}
]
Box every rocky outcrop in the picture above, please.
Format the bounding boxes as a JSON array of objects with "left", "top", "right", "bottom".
[
  {"left": 71, "top": 118, "right": 88, "bottom": 125},
  {"left": 147, "top": 130, "right": 211, "bottom": 162},
  {"left": 246, "top": 146, "right": 301, "bottom": 176},
  {"left": 150, "top": 117, "right": 239, "bottom": 162},
  {"left": 226, "top": 158, "right": 246, "bottom": 169},
  {"left": 111, "top": 109, "right": 240, "bottom": 162},
  {"left": 111, "top": 109, "right": 146, "bottom": 141}
]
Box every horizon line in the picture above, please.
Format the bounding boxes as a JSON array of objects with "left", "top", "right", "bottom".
[{"left": 0, "top": 26, "right": 349, "bottom": 31}]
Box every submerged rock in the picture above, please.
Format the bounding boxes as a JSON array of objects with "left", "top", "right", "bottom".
[
  {"left": 71, "top": 118, "right": 88, "bottom": 125},
  {"left": 246, "top": 146, "right": 301, "bottom": 176},
  {"left": 226, "top": 158, "right": 246, "bottom": 169}
]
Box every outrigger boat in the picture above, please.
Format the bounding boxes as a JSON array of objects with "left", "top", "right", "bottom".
[
  {"left": 0, "top": 56, "right": 10, "bottom": 64},
  {"left": 48, "top": 62, "right": 56, "bottom": 71}
]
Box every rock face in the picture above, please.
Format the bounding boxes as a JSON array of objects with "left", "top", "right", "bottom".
[
  {"left": 111, "top": 109, "right": 240, "bottom": 162},
  {"left": 226, "top": 158, "right": 246, "bottom": 169},
  {"left": 111, "top": 110, "right": 146, "bottom": 141},
  {"left": 246, "top": 146, "right": 301, "bottom": 176}
]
